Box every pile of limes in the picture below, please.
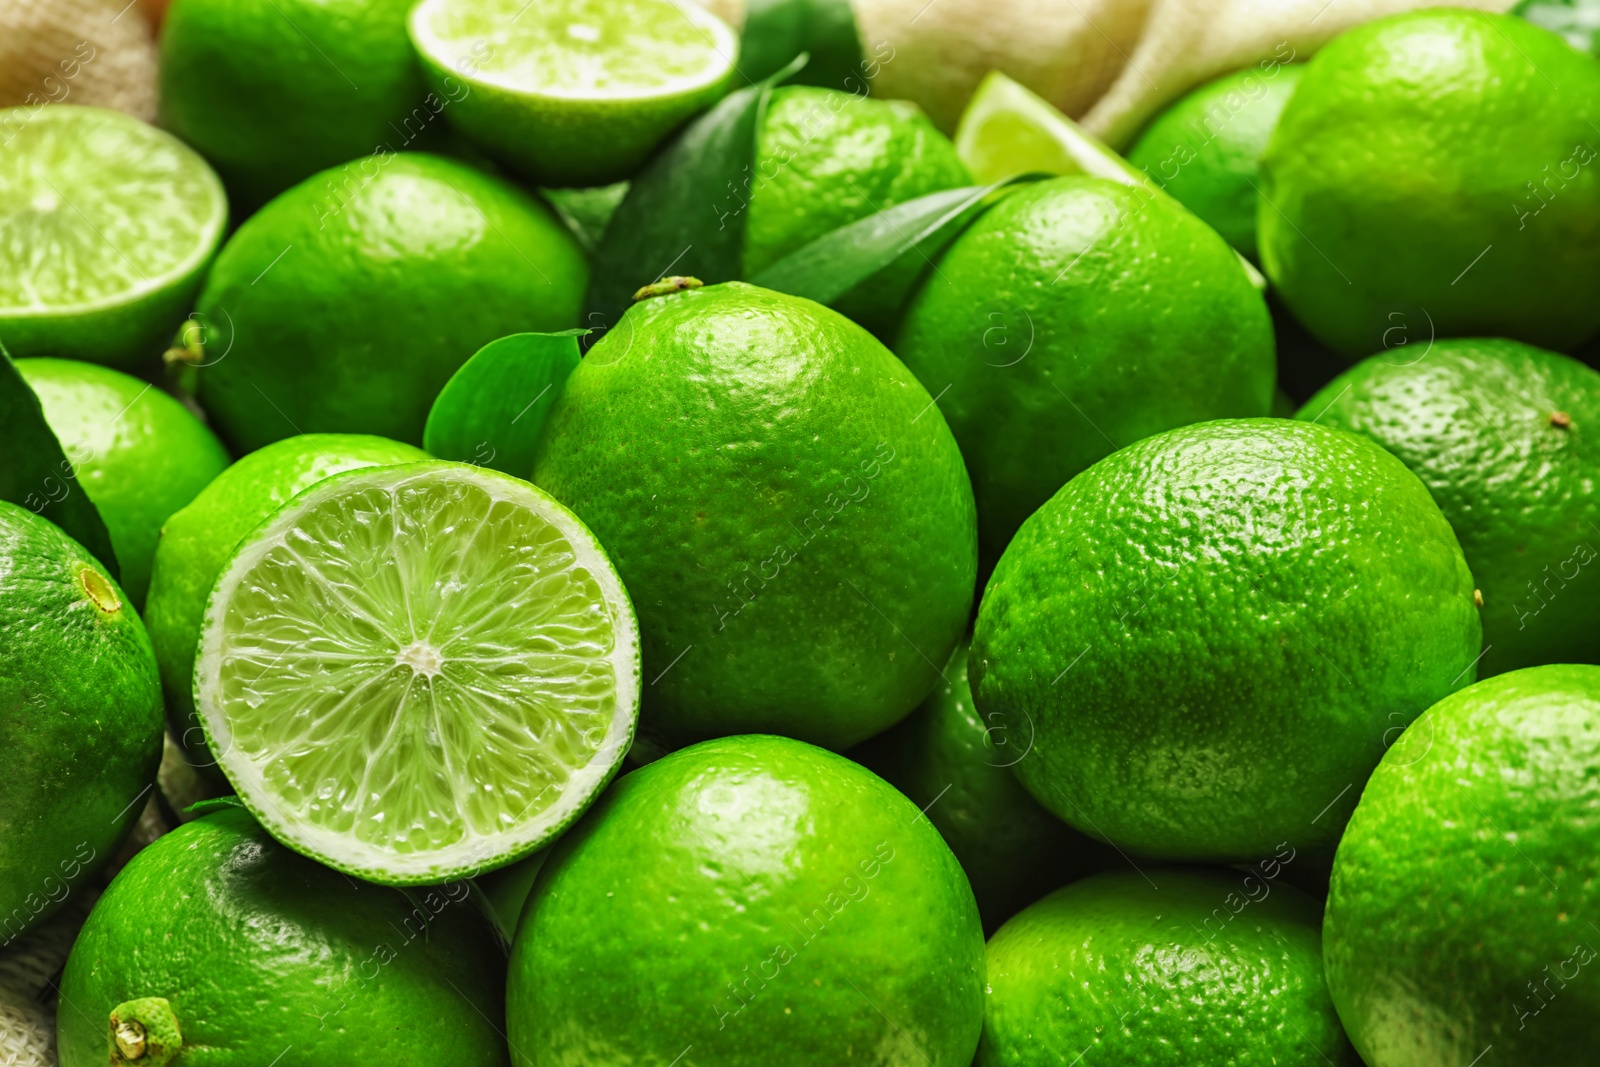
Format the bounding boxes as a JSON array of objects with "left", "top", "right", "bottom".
[{"left": 2, "top": 3, "right": 1597, "bottom": 1066}]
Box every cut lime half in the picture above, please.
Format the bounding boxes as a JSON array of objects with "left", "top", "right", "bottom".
[
  {"left": 195, "top": 462, "right": 641, "bottom": 885},
  {"left": 0, "top": 105, "right": 226, "bottom": 368},
  {"left": 409, "top": 0, "right": 738, "bottom": 186}
]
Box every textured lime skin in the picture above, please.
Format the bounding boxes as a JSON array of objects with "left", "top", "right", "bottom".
[
  {"left": 18, "top": 358, "right": 229, "bottom": 608},
  {"left": 742, "top": 87, "right": 971, "bottom": 277},
  {"left": 1260, "top": 10, "right": 1600, "bottom": 358},
  {"left": 1301, "top": 339, "right": 1600, "bottom": 677},
  {"left": 896, "top": 177, "right": 1275, "bottom": 563},
  {"left": 979, "top": 868, "right": 1355, "bottom": 1066},
  {"left": 507, "top": 734, "right": 985, "bottom": 1066},
  {"left": 1325, "top": 665, "right": 1600, "bottom": 1066},
  {"left": 160, "top": 0, "right": 428, "bottom": 210},
  {"left": 1126, "top": 64, "right": 1304, "bottom": 258},
  {"left": 0, "top": 502, "right": 162, "bottom": 944},
  {"left": 972, "top": 419, "right": 1482, "bottom": 861},
  {"left": 144, "top": 434, "right": 427, "bottom": 768},
  {"left": 851, "top": 641, "right": 1110, "bottom": 931},
  {"left": 193, "top": 153, "right": 588, "bottom": 452},
  {"left": 532, "top": 282, "right": 977, "bottom": 750},
  {"left": 57, "top": 807, "right": 509, "bottom": 1067}
]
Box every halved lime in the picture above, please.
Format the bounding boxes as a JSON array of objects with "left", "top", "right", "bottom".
[
  {"left": 195, "top": 462, "right": 640, "bottom": 885},
  {"left": 408, "top": 0, "right": 738, "bottom": 187},
  {"left": 0, "top": 105, "right": 226, "bottom": 368}
]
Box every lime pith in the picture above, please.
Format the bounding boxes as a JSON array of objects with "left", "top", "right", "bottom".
[{"left": 195, "top": 462, "right": 640, "bottom": 885}]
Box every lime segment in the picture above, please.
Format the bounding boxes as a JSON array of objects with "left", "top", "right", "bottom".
[
  {"left": 0, "top": 105, "right": 225, "bottom": 366},
  {"left": 196, "top": 462, "right": 640, "bottom": 885},
  {"left": 408, "top": 0, "right": 738, "bottom": 185},
  {"left": 954, "top": 71, "right": 1151, "bottom": 187}
]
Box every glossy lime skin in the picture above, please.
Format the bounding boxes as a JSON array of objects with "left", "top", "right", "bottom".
[
  {"left": 1325, "top": 665, "right": 1600, "bottom": 1066},
  {"left": 1301, "top": 339, "right": 1600, "bottom": 676},
  {"left": 851, "top": 641, "right": 1110, "bottom": 931},
  {"left": 979, "top": 868, "right": 1356, "bottom": 1066},
  {"left": 895, "top": 177, "right": 1275, "bottom": 563},
  {"left": 508, "top": 734, "right": 985, "bottom": 1066},
  {"left": 532, "top": 282, "right": 977, "bottom": 750},
  {"left": 18, "top": 358, "right": 229, "bottom": 608},
  {"left": 1260, "top": 10, "right": 1600, "bottom": 358},
  {"left": 1126, "top": 64, "right": 1304, "bottom": 258},
  {"left": 193, "top": 153, "right": 588, "bottom": 452},
  {"left": 57, "top": 807, "right": 509, "bottom": 1066},
  {"left": 972, "top": 419, "right": 1482, "bottom": 862},
  {"left": 144, "top": 433, "right": 427, "bottom": 769},
  {"left": 743, "top": 87, "right": 971, "bottom": 277},
  {"left": 160, "top": 0, "right": 428, "bottom": 210},
  {"left": 0, "top": 503, "right": 162, "bottom": 943}
]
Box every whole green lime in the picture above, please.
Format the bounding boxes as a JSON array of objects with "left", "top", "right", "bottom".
[
  {"left": 143, "top": 433, "right": 427, "bottom": 770},
  {"left": 1301, "top": 338, "right": 1600, "bottom": 677},
  {"left": 57, "top": 806, "right": 509, "bottom": 1066},
  {"left": 1126, "top": 63, "right": 1304, "bottom": 258},
  {"left": 979, "top": 868, "right": 1356, "bottom": 1066},
  {"left": 508, "top": 734, "right": 985, "bottom": 1066},
  {"left": 17, "top": 358, "right": 229, "bottom": 608},
  {"left": 1325, "top": 664, "right": 1600, "bottom": 1065},
  {"left": 190, "top": 153, "right": 588, "bottom": 452},
  {"left": 895, "top": 177, "right": 1275, "bottom": 562},
  {"left": 972, "top": 419, "right": 1481, "bottom": 862},
  {"left": 1260, "top": 9, "right": 1600, "bottom": 357},
  {"left": 0, "top": 502, "right": 162, "bottom": 943},
  {"left": 532, "top": 281, "right": 976, "bottom": 750},
  {"left": 742, "top": 86, "right": 971, "bottom": 277},
  {"left": 160, "top": 0, "right": 427, "bottom": 210},
  {"left": 850, "top": 641, "right": 1111, "bottom": 931}
]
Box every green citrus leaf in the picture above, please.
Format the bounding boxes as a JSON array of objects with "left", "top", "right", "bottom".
[
  {"left": 183, "top": 796, "right": 248, "bottom": 819},
  {"left": 540, "top": 183, "right": 630, "bottom": 255},
  {"left": 0, "top": 343, "right": 119, "bottom": 579},
  {"left": 1515, "top": 0, "right": 1600, "bottom": 55},
  {"left": 749, "top": 177, "right": 1039, "bottom": 331},
  {"left": 583, "top": 55, "right": 806, "bottom": 332},
  {"left": 741, "top": 0, "right": 864, "bottom": 90},
  {"left": 424, "top": 331, "right": 585, "bottom": 476}
]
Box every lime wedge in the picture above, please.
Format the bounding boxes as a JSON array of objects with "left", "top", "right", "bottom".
[
  {"left": 409, "top": 0, "right": 738, "bottom": 186},
  {"left": 955, "top": 72, "right": 1154, "bottom": 188},
  {"left": 0, "top": 105, "right": 226, "bottom": 368},
  {"left": 955, "top": 72, "right": 1268, "bottom": 291},
  {"left": 195, "top": 463, "right": 641, "bottom": 885}
]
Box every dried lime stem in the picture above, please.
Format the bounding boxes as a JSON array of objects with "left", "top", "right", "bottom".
[{"left": 109, "top": 997, "right": 181, "bottom": 1066}]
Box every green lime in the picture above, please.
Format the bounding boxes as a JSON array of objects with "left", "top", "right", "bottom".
[
  {"left": 1260, "top": 9, "right": 1600, "bottom": 358},
  {"left": 895, "top": 176, "right": 1275, "bottom": 562},
  {"left": 972, "top": 419, "right": 1482, "bottom": 862},
  {"left": 509, "top": 734, "right": 984, "bottom": 1065},
  {"left": 196, "top": 462, "right": 639, "bottom": 884},
  {"left": 1325, "top": 664, "right": 1600, "bottom": 1065},
  {"left": 0, "top": 501, "right": 162, "bottom": 943},
  {"left": 0, "top": 105, "right": 225, "bottom": 368},
  {"left": 475, "top": 850, "right": 546, "bottom": 941},
  {"left": 850, "top": 641, "right": 1111, "bottom": 931},
  {"left": 160, "top": 0, "right": 428, "bottom": 210},
  {"left": 57, "top": 806, "right": 509, "bottom": 1066},
  {"left": 532, "top": 281, "right": 977, "bottom": 751},
  {"left": 187, "top": 153, "right": 588, "bottom": 452},
  {"left": 953, "top": 71, "right": 1155, "bottom": 187},
  {"left": 408, "top": 0, "right": 737, "bottom": 188},
  {"left": 741, "top": 86, "right": 971, "bottom": 277},
  {"left": 144, "top": 433, "right": 428, "bottom": 774},
  {"left": 16, "top": 358, "right": 229, "bottom": 608},
  {"left": 1301, "top": 338, "right": 1600, "bottom": 677},
  {"left": 1126, "top": 63, "right": 1305, "bottom": 258},
  {"left": 979, "top": 868, "right": 1356, "bottom": 1065}
]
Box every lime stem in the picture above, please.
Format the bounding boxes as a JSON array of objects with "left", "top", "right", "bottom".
[
  {"left": 632, "top": 276, "right": 702, "bottom": 301},
  {"left": 109, "top": 998, "right": 182, "bottom": 1066}
]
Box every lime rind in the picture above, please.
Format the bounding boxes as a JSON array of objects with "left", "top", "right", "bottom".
[
  {"left": 0, "top": 105, "right": 226, "bottom": 318},
  {"left": 194, "top": 462, "right": 641, "bottom": 885},
  {"left": 409, "top": 0, "right": 737, "bottom": 102}
]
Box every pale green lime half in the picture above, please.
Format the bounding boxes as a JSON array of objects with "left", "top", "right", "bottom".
[
  {"left": 195, "top": 462, "right": 640, "bottom": 885},
  {"left": 0, "top": 105, "right": 226, "bottom": 368},
  {"left": 408, "top": 0, "right": 737, "bottom": 186}
]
